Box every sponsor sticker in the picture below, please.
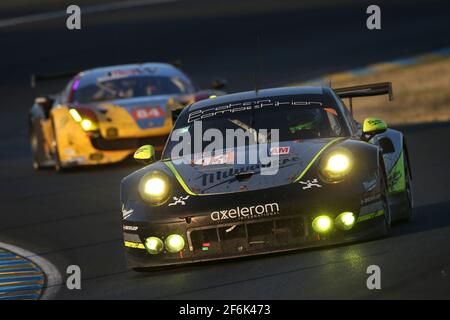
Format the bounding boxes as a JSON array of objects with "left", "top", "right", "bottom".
[
  {"left": 211, "top": 203, "right": 280, "bottom": 221},
  {"left": 122, "top": 204, "right": 134, "bottom": 220},
  {"left": 123, "top": 225, "right": 138, "bottom": 231},
  {"left": 187, "top": 99, "right": 323, "bottom": 123},
  {"left": 299, "top": 178, "right": 322, "bottom": 189},
  {"left": 168, "top": 196, "right": 190, "bottom": 206},
  {"left": 270, "top": 146, "right": 290, "bottom": 156},
  {"left": 98, "top": 69, "right": 142, "bottom": 82},
  {"left": 194, "top": 151, "right": 235, "bottom": 166},
  {"left": 132, "top": 106, "right": 165, "bottom": 120}
]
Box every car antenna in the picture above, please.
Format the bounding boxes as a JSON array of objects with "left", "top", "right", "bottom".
[{"left": 254, "top": 34, "right": 263, "bottom": 94}]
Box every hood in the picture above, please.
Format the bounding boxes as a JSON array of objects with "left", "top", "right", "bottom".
[
  {"left": 166, "top": 138, "right": 343, "bottom": 195},
  {"left": 80, "top": 95, "right": 174, "bottom": 130}
]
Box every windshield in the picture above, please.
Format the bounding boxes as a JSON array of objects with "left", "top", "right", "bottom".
[
  {"left": 72, "top": 75, "right": 195, "bottom": 103},
  {"left": 163, "top": 94, "right": 348, "bottom": 159}
]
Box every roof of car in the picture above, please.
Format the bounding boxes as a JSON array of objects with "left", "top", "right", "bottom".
[
  {"left": 78, "top": 63, "right": 187, "bottom": 82},
  {"left": 188, "top": 86, "right": 328, "bottom": 111}
]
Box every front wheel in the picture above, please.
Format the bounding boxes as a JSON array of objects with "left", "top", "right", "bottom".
[
  {"left": 400, "top": 152, "right": 413, "bottom": 221},
  {"left": 51, "top": 119, "right": 67, "bottom": 172},
  {"left": 380, "top": 167, "right": 392, "bottom": 236},
  {"left": 30, "top": 123, "right": 45, "bottom": 170},
  {"left": 53, "top": 140, "right": 67, "bottom": 172}
]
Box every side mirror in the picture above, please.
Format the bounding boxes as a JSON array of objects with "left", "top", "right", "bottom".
[
  {"left": 35, "top": 97, "right": 48, "bottom": 104},
  {"left": 211, "top": 78, "right": 227, "bottom": 90},
  {"left": 134, "top": 145, "right": 155, "bottom": 164},
  {"left": 363, "top": 117, "right": 387, "bottom": 136},
  {"left": 35, "top": 96, "right": 54, "bottom": 117}
]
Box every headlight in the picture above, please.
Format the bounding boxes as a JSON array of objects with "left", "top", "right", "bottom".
[
  {"left": 80, "top": 119, "right": 98, "bottom": 131},
  {"left": 69, "top": 108, "right": 82, "bottom": 122},
  {"left": 320, "top": 149, "right": 353, "bottom": 182},
  {"left": 138, "top": 171, "right": 171, "bottom": 205},
  {"left": 165, "top": 234, "right": 185, "bottom": 253},
  {"left": 144, "top": 237, "right": 164, "bottom": 254},
  {"left": 312, "top": 215, "right": 334, "bottom": 234},
  {"left": 335, "top": 212, "right": 356, "bottom": 230},
  {"left": 69, "top": 108, "right": 99, "bottom": 131}
]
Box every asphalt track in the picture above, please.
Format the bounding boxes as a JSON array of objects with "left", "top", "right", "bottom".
[{"left": 0, "top": 0, "right": 450, "bottom": 299}]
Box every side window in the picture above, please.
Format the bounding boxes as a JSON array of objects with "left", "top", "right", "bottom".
[
  {"left": 326, "top": 111, "right": 342, "bottom": 136},
  {"left": 61, "top": 78, "right": 76, "bottom": 104},
  {"left": 337, "top": 96, "right": 359, "bottom": 134}
]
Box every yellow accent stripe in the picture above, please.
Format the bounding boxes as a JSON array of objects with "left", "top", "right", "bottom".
[
  {"left": 357, "top": 209, "right": 385, "bottom": 222},
  {"left": 163, "top": 161, "right": 197, "bottom": 196},
  {"left": 293, "top": 137, "right": 343, "bottom": 182},
  {"left": 124, "top": 241, "right": 145, "bottom": 249}
]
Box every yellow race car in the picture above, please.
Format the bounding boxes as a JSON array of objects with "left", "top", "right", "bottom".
[{"left": 29, "top": 63, "right": 225, "bottom": 171}]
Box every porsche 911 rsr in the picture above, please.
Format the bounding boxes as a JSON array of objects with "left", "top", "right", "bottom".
[
  {"left": 29, "top": 63, "right": 226, "bottom": 171},
  {"left": 120, "top": 83, "right": 413, "bottom": 269}
]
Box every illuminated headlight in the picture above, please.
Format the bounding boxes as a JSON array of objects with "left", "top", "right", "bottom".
[
  {"left": 145, "top": 237, "right": 164, "bottom": 254},
  {"left": 69, "top": 108, "right": 98, "bottom": 131},
  {"left": 165, "top": 234, "right": 185, "bottom": 253},
  {"left": 80, "top": 119, "right": 98, "bottom": 131},
  {"left": 320, "top": 149, "right": 353, "bottom": 182},
  {"left": 312, "top": 215, "right": 334, "bottom": 234},
  {"left": 335, "top": 212, "right": 356, "bottom": 230},
  {"left": 138, "top": 171, "right": 171, "bottom": 205},
  {"left": 69, "top": 108, "right": 82, "bottom": 122}
]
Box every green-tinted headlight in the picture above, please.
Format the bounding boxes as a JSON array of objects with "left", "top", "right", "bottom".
[
  {"left": 138, "top": 171, "right": 171, "bottom": 205},
  {"left": 145, "top": 237, "right": 164, "bottom": 254},
  {"left": 312, "top": 215, "right": 334, "bottom": 234},
  {"left": 320, "top": 149, "right": 353, "bottom": 182},
  {"left": 335, "top": 212, "right": 356, "bottom": 230},
  {"left": 165, "top": 234, "right": 185, "bottom": 253}
]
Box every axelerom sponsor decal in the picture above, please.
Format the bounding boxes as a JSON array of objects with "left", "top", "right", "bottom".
[{"left": 211, "top": 202, "right": 280, "bottom": 221}]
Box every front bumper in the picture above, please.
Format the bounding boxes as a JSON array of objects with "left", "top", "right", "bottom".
[
  {"left": 122, "top": 184, "right": 386, "bottom": 268},
  {"left": 124, "top": 213, "right": 385, "bottom": 268},
  {"left": 58, "top": 134, "right": 168, "bottom": 167}
]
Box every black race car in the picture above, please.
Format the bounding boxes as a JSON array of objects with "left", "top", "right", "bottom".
[{"left": 120, "top": 82, "right": 413, "bottom": 269}]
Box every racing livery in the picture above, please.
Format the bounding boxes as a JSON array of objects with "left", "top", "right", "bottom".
[
  {"left": 120, "top": 83, "right": 413, "bottom": 269},
  {"left": 29, "top": 63, "right": 225, "bottom": 171}
]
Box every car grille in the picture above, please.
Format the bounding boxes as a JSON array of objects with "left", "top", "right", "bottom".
[
  {"left": 187, "top": 216, "right": 308, "bottom": 256},
  {"left": 90, "top": 135, "right": 168, "bottom": 151}
]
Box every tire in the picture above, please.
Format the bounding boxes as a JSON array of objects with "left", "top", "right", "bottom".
[
  {"left": 30, "top": 123, "right": 45, "bottom": 170},
  {"left": 400, "top": 152, "right": 413, "bottom": 222},
  {"left": 379, "top": 166, "right": 392, "bottom": 236},
  {"left": 51, "top": 119, "right": 66, "bottom": 172},
  {"left": 53, "top": 142, "right": 67, "bottom": 172}
]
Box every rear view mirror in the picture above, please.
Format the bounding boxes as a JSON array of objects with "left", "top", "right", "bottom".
[
  {"left": 35, "top": 96, "right": 54, "bottom": 116},
  {"left": 363, "top": 117, "right": 387, "bottom": 135},
  {"left": 134, "top": 145, "right": 155, "bottom": 164}
]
